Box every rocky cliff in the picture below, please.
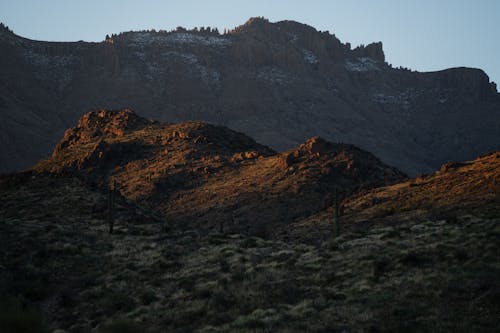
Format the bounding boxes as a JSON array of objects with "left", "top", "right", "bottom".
[{"left": 1, "top": 18, "right": 499, "bottom": 174}]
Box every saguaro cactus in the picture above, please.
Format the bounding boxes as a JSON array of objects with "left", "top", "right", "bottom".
[
  {"left": 334, "top": 186, "right": 342, "bottom": 237},
  {"left": 108, "top": 180, "right": 116, "bottom": 234}
]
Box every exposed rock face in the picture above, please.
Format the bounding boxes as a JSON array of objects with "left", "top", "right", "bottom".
[
  {"left": 52, "top": 108, "right": 151, "bottom": 155},
  {"left": 35, "top": 109, "right": 406, "bottom": 235},
  {"left": 1, "top": 18, "right": 499, "bottom": 174}
]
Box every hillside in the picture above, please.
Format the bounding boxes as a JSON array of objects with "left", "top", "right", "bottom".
[
  {"left": 34, "top": 108, "right": 405, "bottom": 235},
  {"left": 1, "top": 18, "right": 499, "bottom": 174},
  {"left": 289, "top": 152, "right": 500, "bottom": 242},
  {"left": 1, "top": 172, "right": 499, "bottom": 332}
]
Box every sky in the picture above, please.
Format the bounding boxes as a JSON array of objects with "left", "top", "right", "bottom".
[{"left": 1, "top": 0, "right": 499, "bottom": 85}]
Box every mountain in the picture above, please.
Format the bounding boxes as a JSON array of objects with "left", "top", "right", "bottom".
[
  {"left": 34, "top": 108, "right": 405, "bottom": 235},
  {"left": 1, "top": 18, "right": 499, "bottom": 175}
]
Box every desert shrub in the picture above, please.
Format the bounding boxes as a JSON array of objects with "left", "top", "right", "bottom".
[
  {"left": 382, "top": 228, "right": 401, "bottom": 239},
  {"left": 59, "top": 288, "right": 76, "bottom": 308},
  {"left": 0, "top": 297, "right": 49, "bottom": 333},
  {"left": 98, "top": 319, "right": 146, "bottom": 333},
  {"left": 240, "top": 237, "right": 259, "bottom": 248},
  {"left": 18, "top": 276, "right": 51, "bottom": 301},
  {"left": 140, "top": 291, "right": 158, "bottom": 305},
  {"left": 178, "top": 275, "right": 197, "bottom": 292},
  {"left": 372, "top": 206, "right": 396, "bottom": 218},
  {"left": 400, "top": 251, "right": 429, "bottom": 267},
  {"left": 454, "top": 248, "right": 469, "bottom": 261},
  {"left": 372, "top": 257, "right": 390, "bottom": 281},
  {"left": 209, "top": 290, "right": 235, "bottom": 310},
  {"left": 219, "top": 258, "right": 231, "bottom": 273},
  {"left": 232, "top": 308, "right": 280, "bottom": 330},
  {"left": 170, "top": 302, "right": 207, "bottom": 327},
  {"left": 230, "top": 269, "right": 247, "bottom": 283},
  {"left": 101, "top": 291, "right": 137, "bottom": 313}
]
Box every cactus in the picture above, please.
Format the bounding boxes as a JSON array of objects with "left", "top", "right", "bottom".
[
  {"left": 334, "top": 186, "right": 342, "bottom": 237},
  {"left": 108, "top": 180, "right": 116, "bottom": 234}
]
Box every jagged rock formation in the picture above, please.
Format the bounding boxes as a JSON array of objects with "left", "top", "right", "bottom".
[
  {"left": 35, "top": 109, "right": 405, "bottom": 235},
  {"left": 1, "top": 18, "right": 499, "bottom": 174}
]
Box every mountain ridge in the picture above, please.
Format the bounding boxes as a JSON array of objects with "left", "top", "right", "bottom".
[{"left": 1, "top": 18, "right": 499, "bottom": 175}]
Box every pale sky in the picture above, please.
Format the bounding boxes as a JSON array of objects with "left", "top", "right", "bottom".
[{"left": 1, "top": 0, "right": 499, "bottom": 84}]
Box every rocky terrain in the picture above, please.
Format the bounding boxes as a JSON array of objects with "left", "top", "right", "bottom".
[
  {"left": 1, "top": 109, "right": 499, "bottom": 332},
  {"left": 1, "top": 18, "right": 499, "bottom": 174},
  {"left": 34, "top": 109, "right": 405, "bottom": 236},
  {"left": 287, "top": 151, "right": 500, "bottom": 242}
]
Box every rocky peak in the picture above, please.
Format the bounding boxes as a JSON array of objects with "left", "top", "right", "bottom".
[
  {"left": 436, "top": 67, "right": 498, "bottom": 96},
  {"left": 76, "top": 109, "right": 151, "bottom": 136},
  {"left": 0, "top": 22, "right": 17, "bottom": 43},
  {"left": 352, "top": 42, "right": 385, "bottom": 63},
  {"left": 298, "top": 136, "right": 333, "bottom": 154},
  {"left": 277, "top": 136, "right": 406, "bottom": 186},
  {"left": 0, "top": 22, "right": 13, "bottom": 34},
  {"left": 53, "top": 109, "right": 151, "bottom": 156},
  {"left": 231, "top": 17, "right": 271, "bottom": 33}
]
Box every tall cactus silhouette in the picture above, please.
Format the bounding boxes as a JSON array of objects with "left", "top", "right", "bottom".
[
  {"left": 334, "top": 186, "right": 342, "bottom": 237},
  {"left": 108, "top": 180, "right": 116, "bottom": 234}
]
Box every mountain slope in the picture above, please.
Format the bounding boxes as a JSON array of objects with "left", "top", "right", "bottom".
[
  {"left": 34, "top": 108, "right": 406, "bottom": 235},
  {"left": 1, "top": 18, "right": 499, "bottom": 174},
  {"left": 289, "top": 151, "right": 500, "bottom": 241}
]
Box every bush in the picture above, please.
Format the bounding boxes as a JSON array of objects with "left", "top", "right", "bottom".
[
  {"left": 98, "top": 319, "right": 146, "bottom": 333},
  {"left": 140, "top": 291, "right": 158, "bottom": 305},
  {"left": 101, "top": 291, "right": 137, "bottom": 313},
  {"left": 0, "top": 297, "right": 49, "bottom": 333},
  {"left": 372, "top": 257, "right": 390, "bottom": 281}
]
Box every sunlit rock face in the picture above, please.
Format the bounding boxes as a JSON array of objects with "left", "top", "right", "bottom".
[
  {"left": 35, "top": 108, "right": 406, "bottom": 235},
  {"left": 0, "top": 18, "right": 499, "bottom": 174}
]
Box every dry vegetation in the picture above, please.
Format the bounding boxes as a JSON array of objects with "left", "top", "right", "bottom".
[{"left": 1, "top": 173, "right": 499, "bottom": 332}]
